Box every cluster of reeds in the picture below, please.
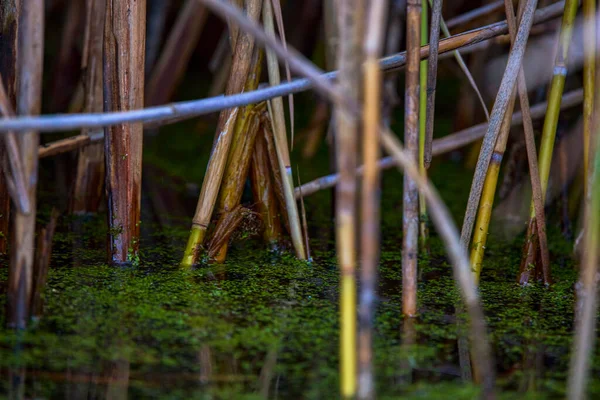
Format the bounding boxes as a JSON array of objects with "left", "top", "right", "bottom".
[{"left": 1, "top": 0, "right": 599, "bottom": 398}]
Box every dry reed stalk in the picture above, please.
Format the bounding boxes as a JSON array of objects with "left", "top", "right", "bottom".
[
  {"left": 582, "top": 0, "right": 595, "bottom": 196},
  {"left": 48, "top": 0, "right": 84, "bottom": 113},
  {"left": 0, "top": 0, "right": 20, "bottom": 256},
  {"left": 70, "top": 0, "right": 105, "bottom": 214},
  {"left": 30, "top": 208, "right": 59, "bottom": 318},
  {"left": 103, "top": 0, "right": 146, "bottom": 265},
  {"left": 206, "top": 205, "right": 246, "bottom": 260},
  {"left": 296, "top": 169, "right": 311, "bottom": 261},
  {"left": 418, "top": 0, "right": 429, "bottom": 251},
  {"left": 263, "top": 0, "right": 306, "bottom": 260},
  {"left": 213, "top": 76, "right": 264, "bottom": 263},
  {"left": 403, "top": 0, "right": 421, "bottom": 318},
  {"left": 182, "top": 0, "right": 263, "bottom": 267},
  {"left": 504, "top": 0, "right": 550, "bottom": 284},
  {"left": 446, "top": 1, "right": 504, "bottom": 30},
  {"left": 424, "top": 0, "right": 443, "bottom": 168},
  {"left": 335, "top": 0, "right": 364, "bottom": 396},
  {"left": 250, "top": 132, "right": 282, "bottom": 247},
  {"left": 262, "top": 120, "right": 289, "bottom": 231},
  {"left": 0, "top": 1, "right": 569, "bottom": 135},
  {"left": 358, "top": 1, "right": 387, "bottom": 398},
  {"left": 380, "top": 128, "right": 496, "bottom": 396},
  {"left": 301, "top": 101, "right": 329, "bottom": 158},
  {"left": 567, "top": 93, "right": 600, "bottom": 400},
  {"left": 519, "top": 0, "right": 578, "bottom": 284},
  {"left": 8, "top": 0, "right": 43, "bottom": 328},
  {"left": 294, "top": 89, "right": 584, "bottom": 199},
  {"left": 145, "top": 0, "right": 171, "bottom": 75},
  {"left": 459, "top": 0, "right": 538, "bottom": 250},
  {"left": 145, "top": 0, "right": 208, "bottom": 106}
]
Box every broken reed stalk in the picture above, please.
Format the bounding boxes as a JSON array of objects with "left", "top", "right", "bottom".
[
  {"left": 504, "top": 0, "right": 551, "bottom": 284},
  {"left": 9, "top": 0, "right": 43, "bottom": 328},
  {"left": 567, "top": 98, "right": 600, "bottom": 400},
  {"left": 0, "top": 0, "right": 20, "bottom": 255},
  {"left": 103, "top": 0, "right": 146, "bottom": 265},
  {"left": 403, "top": 0, "right": 421, "bottom": 318},
  {"left": 358, "top": 1, "right": 387, "bottom": 398},
  {"left": 145, "top": 0, "right": 208, "bottom": 106},
  {"left": 0, "top": 1, "right": 568, "bottom": 134},
  {"left": 418, "top": 0, "right": 429, "bottom": 251},
  {"left": 519, "top": 0, "right": 578, "bottom": 284},
  {"left": 30, "top": 209, "right": 59, "bottom": 318},
  {"left": 263, "top": 0, "right": 306, "bottom": 260},
  {"left": 250, "top": 132, "right": 282, "bottom": 247},
  {"left": 381, "top": 128, "right": 496, "bottom": 397},
  {"left": 70, "top": 0, "right": 106, "bottom": 214},
  {"left": 424, "top": 0, "right": 443, "bottom": 167},
  {"left": 213, "top": 54, "right": 264, "bottom": 263},
  {"left": 459, "top": 0, "right": 538, "bottom": 250},
  {"left": 182, "top": 0, "right": 263, "bottom": 267},
  {"left": 335, "top": 0, "right": 363, "bottom": 395},
  {"left": 582, "top": 0, "right": 595, "bottom": 196},
  {"left": 295, "top": 88, "right": 584, "bottom": 198}
]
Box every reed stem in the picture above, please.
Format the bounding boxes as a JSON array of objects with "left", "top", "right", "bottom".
[
  {"left": 418, "top": 0, "right": 429, "bottom": 251},
  {"left": 582, "top": 0, "right": 595, "bottom": 196}
]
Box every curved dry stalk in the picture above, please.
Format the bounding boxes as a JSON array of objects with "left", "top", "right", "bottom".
[
  {"left": 519, "top": 0, "right": 578, "bottom": 284},
  {"left": 381, "top": 128, "right": 495, "bottom": 397},
  {"left": 358, "top": 1, "right": 387, "bottom": 398},
  {"left": 294, "top": 88, "right": 584, "bottom": 199},
  {"left": 0, "top": 1, "right": 568, "bottom": 134},
  {"left": 459, "top": 0, "right": 538, "bottom": 250}
]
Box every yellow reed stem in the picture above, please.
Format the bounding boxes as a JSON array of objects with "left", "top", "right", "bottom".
[{"left": 419, "top": 0, "right": 429, "bottom": 250}]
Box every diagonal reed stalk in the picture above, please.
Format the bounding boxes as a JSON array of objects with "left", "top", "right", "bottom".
[
  {"left": 446, "top": 1, "right": 505, "bottom": 30},
  {"left": 582, "top": 0, "right": 595, "bottom": 197},
  {"left": 424, "top": 0, "right": 442, "bottom": 168},
  {"left": 567, "top": 88, "right": 600, "bottom": 400},
  {"left": 459, "top": 0, "right": 538, "bottom": 250},
  {"left": 418, "top": 0, "right": 430, "bottom": 251},
  {"left": 358, "top": 1, "right": 387, "bottom": 398},
  {"left": 8, "top": 0, "right": 44, "bottom": 328},
  {"left": 518, "top": 0, "right": 578, "bottom": 284},
  {"left": 335, "top": 0, "right": 363, "bottom": 395},
  {"left": 182, "top": 0, "right": 264, "bottom": 267},
  {"left": 403, "top": 0, "right": 421, "bottom": 318},
  {"left": 263, "top": 0, "right": 306, "bottom": 260},
  {"left": 470, "top": 0, "right": 550, "bottom": 283},
  {"left": 0, "top": 1, "right": 568, "bottom": 134}
]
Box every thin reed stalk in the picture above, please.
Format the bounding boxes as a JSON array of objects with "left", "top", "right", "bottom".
[
  {"left": 103, "top": 0, "right": 146, "bottom": 265},
  {"left": 418, "top": 0, "right": 429, "bottom": 251},
  {"left": 519, "top": 0, "right": 578, "bottom": 284},
  {"left": 263, "top": 0, "right": 306, "bottom": 260},
  {"left": 71, "top": 0, "right": 106, "bottom": 214},
  {"left": 0, "top": 1, "right": 568, "bottom": 134},
  {"left": 8, "top": 0, "right": 43, "bottom": 328},
  {"left": 182, "top": 0, "right": 263, "bottom": 267},
  {"left": 582, "top": 0, "right": 595, "bottom": 196},
  {"left": 381, "top": 128, "right": 496, "bottom": 397},
  {"left": 403, "top": 0, "right": 421, "bottom": 318},
  {"left": 30, "top": 209, "right": 59, "bottom": 318},
  {"left": 145, "top": 0, "right": 171, "bottom": 75},
  {"left": 358, "top": 1, "right": 387, "bottom": 398},
  {"left": 0, "top": 0, "right": 20, "bottom": 255},
  {"left": 459, "top": 0, "right": 538, "bottom": 250},
  {"left": 294, "top": 89, "right": 584, "bottom": 198},
  {"left": 424, "top": 0, "right": 442, "bottom": 167},
  {"left": 250, "top": 133, "right": 282, "bottom": 247},
  {"left": 567, "top": 94, "right": 600, "bottom": 400},
  {"left": 145, "top": 0, "right": 208, "bottom": 106},
  {"left": 446, "top": 1, "right": 504, "bottom": 30},
  {"left": 336, "top": 0, "right": 363, "bottom": 396}
]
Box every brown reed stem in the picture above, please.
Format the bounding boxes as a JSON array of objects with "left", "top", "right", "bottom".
[
  {"left": 71, "top": 0, "right": 106, "bottom": 214},
  {"left": 30, "top": 208, "right": 59, "bottom": 318},
  {"left": 8, "top": 0, "right": 43, "bottom": 328},
  {"left": 424, "top": 0, "right": 443, "bottom": 167},
  {"left": 103, "top": 0, "right": 146, "bottom": 265},
  {"left": 403, "top": 0, "right": 421, "bottom": 318},
  {"left": 459, "top": 0, "right": 538, "bottom": 250}
]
